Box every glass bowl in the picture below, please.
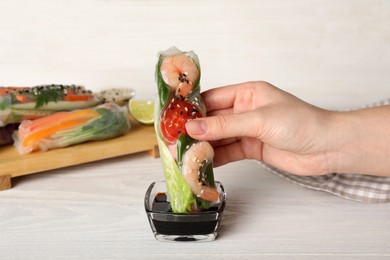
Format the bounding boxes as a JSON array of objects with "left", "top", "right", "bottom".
[{"left": 144, "top": 181, "right": 226, "bottom": 242}]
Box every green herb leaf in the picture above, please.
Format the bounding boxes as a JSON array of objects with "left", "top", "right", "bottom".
[{"left": 35, "top": 89, "right": 64, "bottom": 109}]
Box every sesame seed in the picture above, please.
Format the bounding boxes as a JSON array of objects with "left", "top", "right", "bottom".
[{"left": 201, "top": 189, "right": 204, "bottom": 194}]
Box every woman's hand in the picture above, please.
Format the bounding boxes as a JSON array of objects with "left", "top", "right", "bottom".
[
  {"left": 186, "top": 80, "right": 390, "bottom": 177},
  {"left": 185, "top": 81, "right": 334, "bottom": 175}
]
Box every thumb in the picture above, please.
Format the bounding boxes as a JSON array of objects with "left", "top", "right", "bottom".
[{"left": 185, "top": 111, "right": 263, "bottom": 141}]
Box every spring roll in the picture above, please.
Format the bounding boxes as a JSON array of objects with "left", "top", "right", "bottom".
[
  {"left": 14, "top": 103, "right": 130, "bottom": 154},
  {"left": 155, "top": 46, "right": 219, "bottom": 213}
]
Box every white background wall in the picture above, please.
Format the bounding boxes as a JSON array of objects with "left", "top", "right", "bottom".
[{"left": 0, "top": 0, "right": 389, "bottom": 110}]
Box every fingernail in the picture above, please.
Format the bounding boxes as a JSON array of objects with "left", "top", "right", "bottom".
[{"left": 186, "top": 119, "right": 208, "bottom": 135}]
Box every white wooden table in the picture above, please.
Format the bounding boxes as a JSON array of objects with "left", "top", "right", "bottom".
[
  {"left": 1, "top": 0, "right": 390, "bottom": 259},
  {"left": 1, "top": 153, "right": 390, "bottom": 259}
]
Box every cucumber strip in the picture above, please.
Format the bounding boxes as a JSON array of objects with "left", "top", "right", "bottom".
[
  {"left": 11, "top": 109, "right": 55, "bottom": 117},
  {"left": 10, "top": 99, "right": 101, "bottom": 111},
  {"left": 176, "top": 134, "right": 197, "bottom": 170},
  {"left": 155, "top": 54, "right": 171, "bottom": 109}
]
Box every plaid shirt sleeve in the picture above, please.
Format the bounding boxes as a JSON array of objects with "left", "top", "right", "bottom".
[
  {"left": 263, "top": 163, "right": 390, "bottom": 203},
  {"left": 262, "top": 98, "right": 390, "bottom": 203}
]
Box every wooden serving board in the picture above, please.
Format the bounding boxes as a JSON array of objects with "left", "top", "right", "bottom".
[{"left": 0, "top": 124, "right": 158, "bottom": 190}]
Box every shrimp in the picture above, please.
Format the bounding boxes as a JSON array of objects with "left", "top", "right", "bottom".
[
  {"left": 181, "top": 141, "right": 219, "bottom": 202},
  {"left": 160, "top": 53, "right": 199, "bottom": 97}
]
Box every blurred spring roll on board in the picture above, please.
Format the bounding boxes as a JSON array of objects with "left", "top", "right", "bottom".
[
  {"left": 0, "top": 84, "right": 137, "bottom": 127},
  {"left": 154, "top": 46, "right": 220, "bottom": 213},
  {"left": 13, "top": 103, "right": 130, "bottom": 155},
  {"left": 0, "top": 85, "right": 101, "bottom": 127}
]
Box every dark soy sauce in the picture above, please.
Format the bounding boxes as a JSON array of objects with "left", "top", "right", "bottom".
[{"left": 151, "top": 193, "right": 219, "bottom": 236}]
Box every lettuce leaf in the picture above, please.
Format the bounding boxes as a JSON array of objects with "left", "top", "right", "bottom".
[{"left": 156, "top": 136, "right": 196, "bottom": 213}]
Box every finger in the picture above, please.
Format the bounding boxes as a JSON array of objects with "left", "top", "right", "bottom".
[
  {"left": 201, "top": 84, "right": 242, "bottom": 112},
  {"left": 207, "top": 107, "right": 234, "bottom": 117},
  {"left": 186, "top": 110, "right": 263, "bottom": 141},
  {"left": 201, "top": 81, "right": 276, "bottom": 112},
  {"left": 209, "top": 137, "right": 240, "bottom": 149},
  {"left": 213, "top": 141, "right": 247, "bottom": 167}
]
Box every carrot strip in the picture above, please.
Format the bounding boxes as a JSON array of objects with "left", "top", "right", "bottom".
[
  {"left": 17, "top": 112, "right": 68, "bottom": 139},
  {"left": 20, "top": 109, "right": 100, "bottom": 149},
  {"left": 15, "top": 94, "right": 32, "bottom": 103},
  {"left": 63, "top": 94, "right": 94, "bottom": 101}
]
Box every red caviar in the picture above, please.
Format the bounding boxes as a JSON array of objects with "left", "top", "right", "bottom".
[{"left": 160, "top": 99, "right": 202, "bottom": 143}]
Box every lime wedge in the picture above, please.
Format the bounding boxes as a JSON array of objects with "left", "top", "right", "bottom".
[{"left": 128, "top": 99, "right": 154, "bottom": 125}]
